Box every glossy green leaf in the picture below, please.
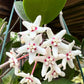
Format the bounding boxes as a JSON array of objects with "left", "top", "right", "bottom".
[
  {"left": 23, "top": 0, "right": 67, "bottom": 25},
  {"left": 64, "top": 34, "right": 81, "bottom": 46},
  {"left": 14, "top": 1, "right": 30, "bottom": 21},
  {"left": 42, "top": 78, "right": 73, "bottom": 84},
  {"left": 81, "top": 39, "right": 84, "bottom": 56}
]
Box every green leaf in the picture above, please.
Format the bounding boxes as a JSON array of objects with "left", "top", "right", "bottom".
[
  {"left": 2, "top": 69, "right": 19, "bottom": 84},
  {"left": 64, "top": 34, "right": 81, "bottom": 46},
  {"left": 22, "top": 60, "right": 34, "bottom": 73},
  {"left": 14, "top": 1, "right": 30, "bottom": 21},
  {"left": 81, "top": 39, "right": 84, "bottom": 56},
  {"left": 64, "top": 64, "right": 79, "bottom": 80},
  {"left": 0, "top": 18, "right": 7, "bottom": 36},
  {"left": 12, "top": 41, "right": 21, "bottom": 48},
  {"left": 42, "top": 78, "right": 73, "bottom": 84},
  {"left": 2, "top": 69, "right": 14, "bottom": 84},
  {"left": 23, "top": 0, "right": 67, "bottom": 25},
  {"left": 10, "top": 74, "right": 19, "bottom": 84},
  {"left": 22, "top": 61, "right": 43, "bottom": 80}
]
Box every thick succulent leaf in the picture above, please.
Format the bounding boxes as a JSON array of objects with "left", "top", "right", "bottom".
[
  {"left": 23, "top": 0, "right": 67, "bottom": 25},
  {"left": 14, "top": 1, "right": 30, "bottom": 21},
  {"left": 42, "top": 78, "right": 74, "bottom": 84}
]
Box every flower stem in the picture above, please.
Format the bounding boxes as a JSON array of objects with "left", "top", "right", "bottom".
[
  {"left": 0, "top": 61, "right": 9, "bottom": 69},
  {"left": 31, "top": 61, "right": 37, "bottom": 75},
  {"left": 31, "top": 54, "right": 39, "bottom": 75},
  {"left": 0, "top": 54, "right": 28, "bottom": 69},
  {"left": 17, "top": 54, "right": 29, "bottom": 61}
]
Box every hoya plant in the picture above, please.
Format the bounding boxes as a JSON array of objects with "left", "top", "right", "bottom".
[{"left": 0, "top": 0, "right": 84, "bottom": 84}]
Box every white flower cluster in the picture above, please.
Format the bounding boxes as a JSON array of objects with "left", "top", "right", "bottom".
[{"left": 6, "top": 15, "right": 81, "bottom": 84}]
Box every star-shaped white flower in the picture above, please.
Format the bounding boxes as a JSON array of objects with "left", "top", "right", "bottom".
[
  {"left": 19, "top": 15, "right": 49, "bottom": 38},
  {"left": 19, "top": 34, "right": 32, "bottom": 45},
  {"left": 6, "top": 49, "right": 18, "bottom": 68},
  {"left": 34, "top": 46, "right": 65, "bottom": 77},
  {"left": 44, "top": 64, "right": 65, "bottom": 82},
  {"left": 59, "top": 41, "right": 81, "bottom": 70},
  {"left": 15, "top": 72, "right": 41, "bottom": 84},
  {"left": 16, "top": 34, "right": 46, "bottom": 64},
  {"left": 41, "top": 29, "right": 66, "bottom": 57}
]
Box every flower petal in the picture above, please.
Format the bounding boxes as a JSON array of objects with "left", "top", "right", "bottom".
[
  {"left": 37, "top": 46, "right": 46, "bottom": 55},
  {"left": 58, "top": 42, "right": 69, "bottom": 54},
  {"left": 41, "top": 40, "right": 51, "bottom": 47},
  {"left": 34, "top": 56, "right": 45, "bottom": 63},
  {"left": 29, "top": 52, "right": 36, "bottom": 64},
  {"left": 68, "top": 59, "right": 74, "bottom": 69},
  {"left": 34, "top": 34, "right": 42, "bottom": 45},
  {"left": 6, "top": 52, "right": 12, "bottom": 58},
  {"left": 52, "top": 47, "right": 58, "bottom": 58},
  {"left": 15, "top": 71, "right": 28, "bottom": 77},
  {"left": 30, "top": 32, "right": 36, "bottom": 38},
  {"left": 53, "top": 63, "right": 61, "bottom": 74},
  {"left": 34, "top": 15, "right": 41, "bottom": 26},
  {"left": 20, "top": 78, "right": 27, "bottom": 84},
  {"left": 33, "top": 77, "right": 41, "bottom": 84},
  {"left": 41, "top": 64, "right": 48, "bottom": 77},
  {"left": 21, "top": 35, "right": 31, "bottom": 45},
  {"left": 57, "top": 54, "right": 66, "bottom": 60},
  {"left": 60, "top": 71, "right": 65, "bottom": 77},
  {"left": 22, "top": 21, "right": 32, "bottom": 30},
  {"left": 46, "top": 46, "right": 52, "bottom": 56},
  {"left": 62, "top": 58, "right": 67, "bottom": 70},
  {"left": 69, "top": 40, "right": 75, "bottom": 51},
  {"left": 46, "top": 28, "right": 54, "bottom": 39},
  {"left": 72, "top": 50, "right": 81, "bottom": 57},
  {"left": 18, "top": 30, "right": 30, "bottom": 35},
  {"left": 16, "top": 45, "right": 28, "bottom": 54},
  {"left": 36, "top": 27, "right": 48, "bottom": 33},
  {"left": 55, "top": 30, "right": 66, "bottom": 39},
  {"left": 44, "top": 71, "right": 52, "bottom": 82}
]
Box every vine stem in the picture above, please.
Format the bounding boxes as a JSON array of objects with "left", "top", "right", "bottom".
[
  {"left": 0, "top": 0, "right": 16, "bottom": 63},
  {"left": 0, "top": 61, "right": 9, "bottom": 69}
]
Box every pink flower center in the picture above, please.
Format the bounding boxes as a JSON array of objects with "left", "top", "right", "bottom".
[
  {"left": 66, "top": 51, "right": 72, "bottom": 60},
  {"left": 52, "top": 70, "right": 58, "bottom": 76},
  {"left": 51, "top": 37, "right": 61, "bottom": 47},
  {"left": 30, "top": 26, "right": 38, "bottom": 32},
  {"left": 44, "top": 56, "right": 55, "bottom": 66},
  {"left": 11, "top": 58, "right": 15, "bottom": 65},
  {"left": 25, "top": 77, "right": 33, "bottom": 82},
  {"left": 27, "top": 43, "right": 37, "bottom": 53}
]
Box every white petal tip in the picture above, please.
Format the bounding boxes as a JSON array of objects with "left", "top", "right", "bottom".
[{"left": 37, "top": 15, "right": 41, "bottom": 19}]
